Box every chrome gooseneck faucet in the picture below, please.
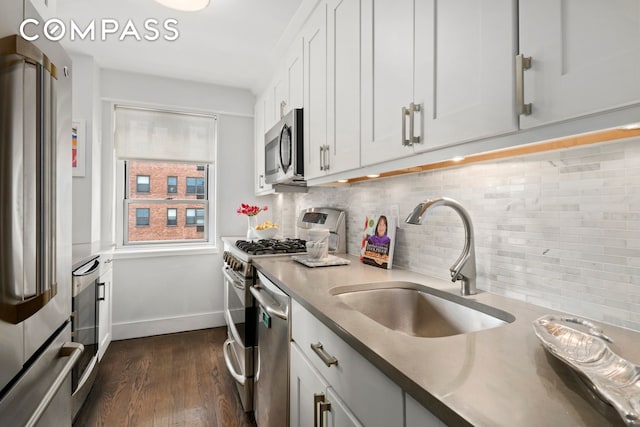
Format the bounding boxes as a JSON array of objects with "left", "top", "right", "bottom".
[{"left": 405, "top": 197, "right": 477, "bottom": 296}]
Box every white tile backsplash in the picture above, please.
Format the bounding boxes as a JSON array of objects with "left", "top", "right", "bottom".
[{"left": 273, "top": 136, "right": 640, "bottom": 331}]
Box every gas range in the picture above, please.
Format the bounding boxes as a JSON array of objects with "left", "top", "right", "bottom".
[{"left": 222, "top": 238, "right": 308, "bottom": 280}]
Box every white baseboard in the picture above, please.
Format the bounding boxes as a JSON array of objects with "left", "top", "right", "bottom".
[{"left": 112, "top": 311, "right": 226, "bottom": 341}]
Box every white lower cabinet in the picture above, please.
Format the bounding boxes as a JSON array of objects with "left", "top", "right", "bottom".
[
  {"left": 290, "top": 343, "right": 362, "bottom": 427},
  {"left": 291, "top": 300, "right": 403, "bottom": 427},
  {"left": 97, "top": 254, "right": 113, "bottom": 360},
  {"left": 405, "top": 393, "right": 447, "bottom": 427}
]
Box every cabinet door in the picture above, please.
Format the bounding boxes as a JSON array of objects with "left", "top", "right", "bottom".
[
  {"left": 290, "top": 342, "right": 330, "bottom": 427},
  {"left": 415, "top": 0, "right": 517, "bottom": 152},
  {"left": 263, "top": 85, "right": 276, "bottom": 131},
  {"left": 519, "top": 0, "right": 640, "bottom": 129},
  {"left": 302, "top": 2, "right": 328, "bottom": 179},
  {"left": 98, "top": 265, "right": 112, "bottom": 361},
  {"left": 254, "top": 97, "right": 272, "bottom": 194},
  {"left": 326, "top": 387, "right": 363, "bottom": 427},
  {"left": 273, "top": 72, "right": 287, "bottom": 122},
  {"left": 286, "top": 38, "right": 304, "bottom": 111},
  {"left": 361, "top": 0, "right": 415, "bottom": 166},
  {"left": 326, "top": 0, "right": 361, "bottom": 174},
  {"left": 405, "top": 393, "right": 446, "bottom": 427}
]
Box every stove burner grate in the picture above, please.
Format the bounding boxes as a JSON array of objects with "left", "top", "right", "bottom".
[{"left": 235, "top": 238, "right": 307, "bottom": 255}]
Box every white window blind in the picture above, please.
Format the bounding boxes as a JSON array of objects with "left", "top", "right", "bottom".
[{"left": 115, "top": 106, "right": 216, "bottom": 163}]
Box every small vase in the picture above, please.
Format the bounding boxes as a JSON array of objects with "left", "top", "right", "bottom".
[{"left": 246, "top": 215, "right": 259, "bottom": 241}]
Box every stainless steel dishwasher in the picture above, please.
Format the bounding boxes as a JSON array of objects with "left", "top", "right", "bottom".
[{"left": 250, "top": 271, "right": 290, "bottom": 427}]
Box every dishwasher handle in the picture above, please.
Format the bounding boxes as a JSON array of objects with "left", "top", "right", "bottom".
[{"left": 250, "top": 285, "right": 288, "bottom": 321}]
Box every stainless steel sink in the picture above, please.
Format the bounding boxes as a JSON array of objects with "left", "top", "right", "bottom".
[{"left": 330, "top": 281, "right": 515, "bottom": 338}]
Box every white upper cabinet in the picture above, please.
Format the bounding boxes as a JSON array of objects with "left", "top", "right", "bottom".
[
  {"left": 326, "top": 0, "right": 361, "bottom": 175},
  {"left": 361, "top": 0, "right": 415, "bottom": 165},
  {"left": 519, "top": 0, "right": 640, "bottom": 129},
  {"left": 254, "top": 96, "right": 272, "bottom": 195},
  {"left": 302, "top": 2, "right": 328, "bottom": 180},
  {"left": 415, "top": 0, "right": 518, "bottom": 152},
  {"left": 362, "top": 0, "right": 517, "bottom": 165},
  {"left": 285, "top": 38, "right": 304, "bottom": 111},
  {"left": 263, "top": 82, "right": 277, "bottom": 132}
]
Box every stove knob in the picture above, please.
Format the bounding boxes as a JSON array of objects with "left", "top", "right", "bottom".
[
  {"left": 234, "top": 260, "right": 242, "bottom": 271},
  {"left": 223, "top": 251, "right": 229, "bottom": 263}
]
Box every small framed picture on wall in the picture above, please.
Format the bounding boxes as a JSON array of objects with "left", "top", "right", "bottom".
[{"left": 72, "top": 120, "right": 85, "bottom": 177}]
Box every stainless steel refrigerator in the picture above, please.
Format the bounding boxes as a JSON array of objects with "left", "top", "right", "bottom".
[{"left": 0, "top": 2, "right": 82, "bottom": 426}]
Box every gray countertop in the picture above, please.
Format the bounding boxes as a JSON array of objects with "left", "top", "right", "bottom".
[{"left": 253, "top": 254, "right": 640, "bottom": 427}]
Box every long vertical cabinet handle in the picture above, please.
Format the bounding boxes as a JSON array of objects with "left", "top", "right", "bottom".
[
  {"left": 515, "top": 54, "right": 532, "bottom": 115},
  {"left": 314, "top": 393, "right": 332, "bottom": 427},
  {"left": 319, "top": 146, "right": 325, "bottom": 171},
  {"left": 401, "top": 106, "right": 410, "bottom": 146},
  {"left": 409, "top": 102, "right": 421, "bottom": 145},
  {"left": 324, "top": 145, "right": 330, "bottom": 171}
]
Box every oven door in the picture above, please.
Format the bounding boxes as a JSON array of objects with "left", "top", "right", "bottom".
[
  {"left": 71, "top": 257, "right": 100, "bottom": 418},
  {"left": 222, "top": 267, "right": 254, "bottom": 411}
]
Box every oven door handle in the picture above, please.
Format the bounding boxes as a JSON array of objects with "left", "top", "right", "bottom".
[
  {"left": 222, "top": 267, "right": 244, "bottom": 291},
  {"left": 250, "top": 285, "right": 288, "bottom": 320},
  {"left": 222, "top": 339, "right": 246, "bottom": 386}
]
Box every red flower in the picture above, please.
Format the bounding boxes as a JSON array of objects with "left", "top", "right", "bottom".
[{"left": 237, "top": 203, "right": 268, "bottom": 216}]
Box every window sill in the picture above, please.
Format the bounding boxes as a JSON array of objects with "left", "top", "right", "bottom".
[{"left": 113, "top": 243, "right": 219, "bottom": 260}]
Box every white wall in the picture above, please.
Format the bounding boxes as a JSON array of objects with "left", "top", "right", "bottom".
[
  {"left": 277, "top": 137, "right": 640, "bottom": 332},
  {"left": 97, "top": 69, "right": 272, "bottom": 339},
  {"left": 70, "top": 53, "right": 101, "bottom": 244}
]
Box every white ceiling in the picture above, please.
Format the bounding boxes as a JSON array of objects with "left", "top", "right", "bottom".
[{"left": 56, "top": 0, "right": 303, "bottom": 94}]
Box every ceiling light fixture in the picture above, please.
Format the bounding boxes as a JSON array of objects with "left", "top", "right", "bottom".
[
  {"left": 366, "top": 174, "right": 380, "bottom": 178},
  {"left": 337, "top": 179, "right": 349, "bottom": 183},
  {"left": 154, "top": 0, "right": 210, "bottom": 12},
  {"left": 451, "top": 156, "right": 465, "bottom": 162}
]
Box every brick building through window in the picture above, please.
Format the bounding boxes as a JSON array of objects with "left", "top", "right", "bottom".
[{"left": 127, "top": 161, "right": 207, "bottom": 243}]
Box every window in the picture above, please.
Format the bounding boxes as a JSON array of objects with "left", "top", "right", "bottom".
[
  {"left": 136, "top": 208, "right": 150, "bottom": 226},
  {"left": 186, "top": 208, "right": 205, "bottom": 226},
  {"left": 167, "top": 176, "right": 177, "bottom": 194},
  {"left": 136, "top": 175, "right": 150, "bottom": 193},
  {"left": 167, "top": 208, "right": 177, "bottom": 226},
  {"left": 115, "top": 105, "right": 216, "bottom": 245},
  {"left": 186, "top": 177, "right": 205, "bottom": 196}
]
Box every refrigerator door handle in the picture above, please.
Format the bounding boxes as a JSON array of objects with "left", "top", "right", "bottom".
[{"left": 25, "top": 342, "right": 84, "bottom": 427}]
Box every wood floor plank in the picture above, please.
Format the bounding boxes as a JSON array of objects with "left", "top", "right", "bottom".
[{"left": 74, "top": 328, "right": 257, "bottom": 427}]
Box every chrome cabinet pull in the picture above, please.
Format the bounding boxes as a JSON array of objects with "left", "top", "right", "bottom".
[
  {"left": 26, "top": 342, "right": 84, "bottom": 427},
  {"left": 319, "top": 146, "right": 325, "bottom": 171},
  {"left": 314, "top": 393, "right": 332, "bottom": 427},
  {"left": 310, "top": 342, "right": 338, "bottom": 367},
  {"left": 516, "top": 54, "right": 532, "bottom": 115},
  {"left": 324, "top": 144, "right": 330, "bottom": 171},
  {"left": 259, "top": 174, "right": 264, "bottom": 189},
  {"left": 401, "top": 106, "right": 409, "bottom": 146},
  {"left": 409, "top": 102, "right": 421, "bottom": 145}
]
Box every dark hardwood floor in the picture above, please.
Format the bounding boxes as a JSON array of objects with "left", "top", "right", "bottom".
[{"left": 74, "top": 327, "right": 257, "bottom": 427}]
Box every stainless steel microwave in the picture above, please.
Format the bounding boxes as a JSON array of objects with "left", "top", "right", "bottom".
[{"left": 265, "top": 108, "right": 304, "bottom": 185}]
